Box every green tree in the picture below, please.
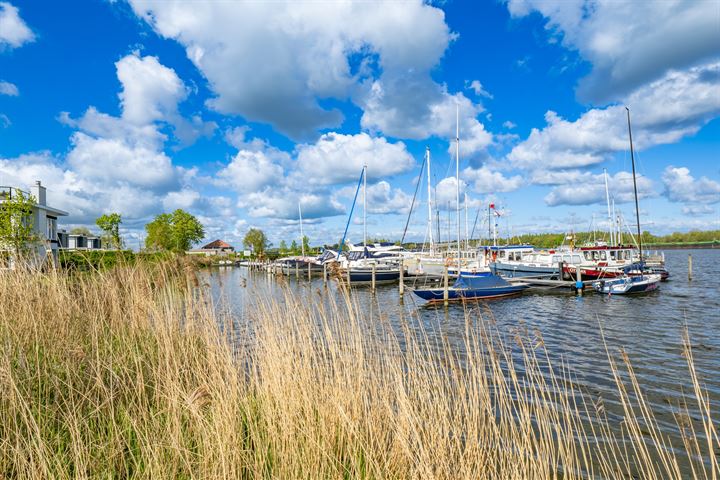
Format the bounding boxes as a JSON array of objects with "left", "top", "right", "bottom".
[
  {"left": 290, "top": 240, "right": 298, "bottom": 255},
  {"left": 145, "top": 210, "right": 205, "bottom": 253},
  {"left": 302, "top": 235, "right": 310, "bottom": 255},
  {"left": 70, "top": 226, "right": 91, "bottom": 236},
  {"left": 243, "top": 228, "right": 270, "bottom": 257},
  {"left": 171, "top": 210, "right": 205, "bottom": 252},
  {"left": 0, "top": 189, "right": 37, "bottom": 259},
  {"left": 278, "top": 240, "right": 288, "bottom": 254},
  {"left": 96, "top": 213, "right": 122, "bottom": 249}
]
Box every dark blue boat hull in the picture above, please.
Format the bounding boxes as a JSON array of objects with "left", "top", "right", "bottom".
[
  {"left": 412, "top": 285, "right": 528, "bottom": 302},
  {"left": 348, "top": 269, "right": 400, "bottom": 283}
]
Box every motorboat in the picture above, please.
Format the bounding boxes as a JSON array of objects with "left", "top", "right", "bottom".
[{"left": 592, "top": 270, "right": 661, "bottom": 295}]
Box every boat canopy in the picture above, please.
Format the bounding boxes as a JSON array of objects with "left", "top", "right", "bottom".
[{"left": 454, "top": 274, "right": 510, "bottom": 289}]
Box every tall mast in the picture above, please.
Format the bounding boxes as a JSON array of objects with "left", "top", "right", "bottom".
[
  {"left": 603, "top": 168, "right": 614, "bottom": 245},
  {"left": 612, "top": 198, "right": 618, "bottom": 244},
  {"left": 487, "top": 205, "right": 492, "bottom": 246},
  {"left": 426, "top": 147, "right": 434, "bottom": 254},
  {"left": 626, "top": 107, "right": 643, "bottom": 263},
  {"left": 464, "top": 192, "right": 469, "bottom": 251},
  {"left": 363, "top": 164, "right": 367, "bottom": 248},
  {"left": 455, "top": 103, "right": 461, "bottom": 263},
  {"left": 298, "top": 203, "right": 305, "bottom": 257}
]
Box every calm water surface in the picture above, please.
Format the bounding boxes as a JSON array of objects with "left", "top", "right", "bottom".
[{"left": 205, "top": 249, "right": 719, "bottom": 466}]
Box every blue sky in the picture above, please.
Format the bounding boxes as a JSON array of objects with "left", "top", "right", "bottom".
[{"left": 1, "top": 0, "right": 718, "bottom": 249}]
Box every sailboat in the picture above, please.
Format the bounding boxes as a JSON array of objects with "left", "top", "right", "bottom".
[
  {"left": 592, "top": 107, "right": 661, "bottom": 295},
  {"left": 333, "top": 165, "right": 401, "bottom": 284}
]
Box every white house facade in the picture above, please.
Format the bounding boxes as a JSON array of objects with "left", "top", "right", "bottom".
[{"left": 0, "top": 181, "right": 68, "bottom": 268}]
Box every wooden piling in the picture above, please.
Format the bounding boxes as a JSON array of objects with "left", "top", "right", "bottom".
[
  {"left": 688, "top": 254, "right": 693, "bottom": 281},
  {"left": 295, "top": 261, "right": 299, "bottom": 278},
  {"left": 323, "top": 263, "right": 327, "bottom": 284},
  {"left": 346, "top": 267, "right": 351, "bottom": 287},
  {"left": 399, "top": 259, "right": 405, "bottom": 297},
  {"left": 575, "top": 264, "right": 583, "bottom": 295},
  {"left": 371, "top": 263, "right": 376, "bottom": 291},
  {"left": 443, "top": 265, "right": 449, "bottom": 306}
]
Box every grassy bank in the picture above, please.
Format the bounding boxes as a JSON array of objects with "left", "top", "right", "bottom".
[{"left": 0, "top": 264, "right": 717, "bottom": 478}]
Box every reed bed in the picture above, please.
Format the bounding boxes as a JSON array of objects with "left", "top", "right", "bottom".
[{"left": 0, "top": 262, "right": 716, "bottom": 479}]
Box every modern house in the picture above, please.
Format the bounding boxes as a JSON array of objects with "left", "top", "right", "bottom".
[
  {"left": 187, "top": 239, "right": 235, "bottom": 256},
  {"left": 58, "top": 231, "right": 103, "bottom": 250},
  {"left": 0, "top": 181, "right": 68, "bottom": 268}
]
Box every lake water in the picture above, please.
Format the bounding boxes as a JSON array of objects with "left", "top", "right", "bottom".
[{"left": 204, "top": 248, "right": 720, "bottom": 468}]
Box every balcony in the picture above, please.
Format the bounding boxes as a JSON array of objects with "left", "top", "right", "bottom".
[{"left": 0, "top": 186, "right": 31, "bottom": 201}]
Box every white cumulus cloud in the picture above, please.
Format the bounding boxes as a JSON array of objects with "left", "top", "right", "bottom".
[
  {"left": 295, "top": 132, "right": 415, "bottom": 185},
  {"left": 509, "top": 62, "right": 720, "bottom": 171},
  {"left": 507, "top": 0, "right": 720, "bottom": 102},
  {"left": 127, "top": 0, "right": 454, "bottom": 140},
  {"left": 0, "top": 80, "right": 18, "bottom": 96},
  {"left": 544, "top": 171, "right": 654, "bottom": 206},
  {"left": 0, "top": 2, "right": 34, "bottom": 49},
  {"left": 662, "top": 166, "right": 720, "bottom": 204}
]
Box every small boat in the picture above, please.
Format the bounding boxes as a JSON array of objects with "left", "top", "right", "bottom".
[
  {"left": 412, "top": 274, "right": 529, "bottom": 303},
  {"left": 592, "top": 272, "right": 661, "bottom": 295},
  {"left": 592, "top": 108, "right": 662, "bottom": 296}
]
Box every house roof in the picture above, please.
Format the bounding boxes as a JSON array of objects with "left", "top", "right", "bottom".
[{"left": 202, "top": 239, "right": 233, "bottom": 249}]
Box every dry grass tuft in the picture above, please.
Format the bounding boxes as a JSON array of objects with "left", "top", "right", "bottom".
[{"left": 0, "top": 263, "right": 716, "bottom": 479}]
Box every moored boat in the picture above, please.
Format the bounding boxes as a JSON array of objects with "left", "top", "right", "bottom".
[
  {"left": 412, "top": 274, "right": 529, "bottom": 303},
  {"left": 592, "top": 272, "right": 661, "bottom": 295}
]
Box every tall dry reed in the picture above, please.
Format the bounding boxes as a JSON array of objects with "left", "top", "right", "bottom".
[{"left": 0, "top": 262, "right": 716, "bottom": 479}]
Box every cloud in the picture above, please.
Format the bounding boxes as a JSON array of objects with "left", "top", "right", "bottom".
[
  {"left": 295, "top": 132, "right": 415, "bottom": 185},
  {"left": 0, "top": 80, "right": 18, "bottom": 96},
  {"left": 0, "top": 2, "right": 34, "bottom": 49},
  {"left": 364, "top": 181, "right": 413, "bottom": 215},
  {"left": 466, "top": 80, "right": 493, "bottom": 99},
  {"left": 662, "top": 166, "right": 720, "bottom": 204},
  {"left": 216, "top": 149, "right": 285, "bottom": 193},
  {"left": 681, "top": 205, "right": 715, "bottom": 217},
  {"left": 360, "top": 87, "right": 493, "bottom": 159},
  {"left": 509, "top": 62, "right": 720, "bottom": 171},
  {"left": 544, "top": 171, "right": 654, "bottom": 206},
  {"left": 502, "top": 120, "right": 516, "bottom": 129},
  {"left": 507, "top": 0, "right": 720, "bottom": 102},
  {"left": 0, "top": 53, "right": 225, "bottom": 230},
  {"left": 463, "top": 166, "right": 523, "bottom": 194},
  {"left": 239, "top": 189, "right": 345, "bottom": 220},
  {"left": 128, "top": 0, "right": 454, "bottom": 140}
]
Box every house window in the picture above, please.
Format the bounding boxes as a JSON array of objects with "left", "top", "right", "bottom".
[{"left": 46, "top": 217, "right": 57, "bottom": 241}]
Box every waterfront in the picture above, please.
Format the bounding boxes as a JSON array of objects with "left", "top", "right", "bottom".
[{"left": 208, "top": 248, "right": 720, "bottom": 466}]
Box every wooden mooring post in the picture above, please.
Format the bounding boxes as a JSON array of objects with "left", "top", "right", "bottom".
[
  {"left": 346, "top": 267, "right": 351, "bottom": 288},
  {"left": 443, "top": 265, "right": 449, "bottom": 307},
  {"left": 399, "top": 259, "right": 405, "bottom": 297},
  {"left": 323, "top": 263, "right": 327, "bottom": 284},
  {"left": 371, "top": 263, "right": 376, "bottom": 291},
  {"left": 688, "top": 254, "right": 693, "bottom": 281},
  {"left": 575, "top": 264, "right": 583, "bottom": 295},
  {"left": 295, "top": 261, "right": 299, "bottom": 278}
]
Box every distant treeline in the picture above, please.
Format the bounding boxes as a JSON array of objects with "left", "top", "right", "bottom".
[{"left": 488, "top": 230, "right": 720, "bottom": 249}]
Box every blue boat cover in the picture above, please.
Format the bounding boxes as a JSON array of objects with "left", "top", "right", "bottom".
[{"left": 453, "top": 274, "right": 510, "bottom": 289}]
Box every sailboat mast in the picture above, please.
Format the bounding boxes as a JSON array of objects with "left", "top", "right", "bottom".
[
  {"left": 626, "top": 107, "right": 643, "bottom": 262},
  {"left": 603, "top": 168, "right": 614, "bottom": 245},
  {"left": 298, "top": 203, "right": 305, "bottom": 257},
  {"left": 455, "top": 103, "right": 461, "bottom": 263},
  {"left": 426, "top": 147, "right": 434, "bottom": 254},
  {"left": 464, "top": 192, "right": 469, "bottom": 251},
  {"left": 363, "top": 164, "right": 367, "bottom": 248}
]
